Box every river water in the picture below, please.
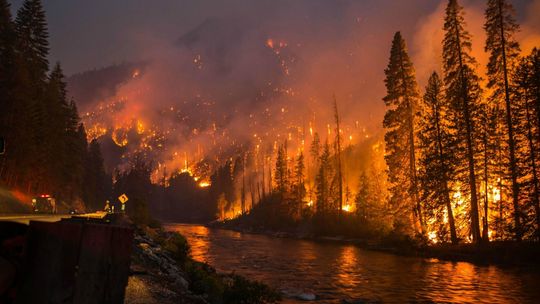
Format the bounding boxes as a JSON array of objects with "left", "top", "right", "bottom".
[{"left": 164, "top": 223, "right": 540, "bottom": 303}]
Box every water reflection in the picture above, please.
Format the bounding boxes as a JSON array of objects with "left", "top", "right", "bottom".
[
  {"left": 165, "top": 224, "right": 540, "bottom": 303},
  {"left": 184, "top": 224, "right": 209, "bottom": 262},
  {"left": 335, "top": 246, "right": 359, "bottom": 290}
]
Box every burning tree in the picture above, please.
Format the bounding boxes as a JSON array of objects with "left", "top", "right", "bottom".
[
  {"left": 514, "top": 49, "right": 540, "bottom": 239},
  {"left": 382, "top": 31, "right": 423, "bottom": 236},
  {"left": 418, "top": 72, "right": 458, "bottom": 244},
  {"left": 442, "top": 0, "right": 485, "bottom": 244},
  {"left": 484, "top": 0, "right": 523, "bottom": 240}
]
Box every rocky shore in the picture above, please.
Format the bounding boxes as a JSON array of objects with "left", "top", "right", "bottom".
[
  {"left": 124, "top": 225, "right": 281, "bottom": 304},
  {"left": 125, "top": 229, "right": 206, "bottom": 304}
]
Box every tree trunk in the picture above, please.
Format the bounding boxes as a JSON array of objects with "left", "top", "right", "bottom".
[
  {"left": 497, "top": 0, "right": 521, "bottom": 240},
  {"left": 483, "top": 128, "right": 490, "bottom": 242},
  {"left": 333, "top": 95, "right": 343, "bottom": 214},
  {"left": 454, "top": 19, "right": 481, "bottom": 243},
  {"left": 398, "top": 48, "right": 423, "bottom": 234},
  {"left": 524, "top": 87, "right": 540, "bottom": 239},
  {"left": 433, "top": 102, "right": 458, "bottom": 244}
]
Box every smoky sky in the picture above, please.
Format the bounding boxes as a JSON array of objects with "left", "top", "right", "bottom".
[
  {"left": 7, "top": 0, "right": 537, "bottom": 126},
  {"left": 4, "top": 0, "right": 474, "bottom": 75},
  {"left": 8, "top": 0, "right": 539, "bottom": 175}
]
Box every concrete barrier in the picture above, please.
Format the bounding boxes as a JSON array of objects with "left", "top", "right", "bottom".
[{"left": 15, "top": 219, "right": 133, "bottom": 304}]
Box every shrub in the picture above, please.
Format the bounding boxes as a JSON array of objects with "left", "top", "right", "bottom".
[
  {"left": 162, "top": 232, "right": 190, "bottom": 264},
  {"left": 223, "top": 274, "right": 281, "bottom": 304},
  {"left": 185, "top": 261, "right": 224, "bottom": 303}
]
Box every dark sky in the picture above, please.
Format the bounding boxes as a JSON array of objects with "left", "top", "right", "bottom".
[{"left": 8, "top": 0, "right": 537, "bottom": 75}]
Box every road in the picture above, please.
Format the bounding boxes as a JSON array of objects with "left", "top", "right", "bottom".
[{"left": 0, "top": 212, "right": 108, "bottom": 224}]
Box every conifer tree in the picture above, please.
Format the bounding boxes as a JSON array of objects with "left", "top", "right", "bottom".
[
  {"left": 83, "top": 140, "right": 108, "bottom": 211},
  {"left": 293, "top": 152, "right": 306, "bottom": 218},
  {"left": 315, "top": 140, "right": 332, "bottom": 214},
  {"left": 310, "top": 132, "right": 321, "bottom": 163},
  {"left": 333, "top": 96, "right": 344, "bottom": 212},
  {"left": 0, "top": 0, "right": 15, "bottom": 123},
  {"left": 294, "top": 152, "right": 306, "bottom": 201},
  {"left": 0, "top": 0, "right": 15, "bottom": 178},
  {"left": 15, "top": 0, "right": 49, "bottom": 83},
  {"left": 355, "top": 169, "right": 370, "bottom": 221},
  {"left": 514, "top": 49, "right": 540, "bottom": 238},
  {"left": 0, "top": 0, "right": 106, "bottom": 212},
  {"left": 45, "top": 63, "right": 70, "bottom": 195},
  {"left": 442, "top": 0, "right": 484, "bottom": 243},
  {"left": 308, "top": 132, "right": 321, "bottom": 201},
  {"left": 485, "top": 0, "right": 522, "bottom": 240},
  {"left": 382, "top": 31, "right": 423, "bottom": 235},
  {"left": 13, "top": 0, "right": 50, "bottom": 193},
  {"left": 274, "top": 144, "right": 288, "bottom": 196},
  {"left": 418, "top": 72, "right": 458, "bottom": 244}
]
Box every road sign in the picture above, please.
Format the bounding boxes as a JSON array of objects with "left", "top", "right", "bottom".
[{"left": 118, "top": 194, "right": 129, "bottom": 204}]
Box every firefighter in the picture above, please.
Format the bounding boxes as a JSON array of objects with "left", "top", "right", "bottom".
[{"left": 104, "top": 200, "right": 111, "bottom": 213}]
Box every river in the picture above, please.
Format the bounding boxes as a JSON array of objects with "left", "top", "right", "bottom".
[{"left": 164, "top": 223, "right": 540, "bottom": 303}]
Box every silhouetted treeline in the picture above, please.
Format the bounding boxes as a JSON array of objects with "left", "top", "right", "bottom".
[
  {"left": 0, "top": 0, "right": 109, "bottom": 211},
  {"left": 110, "top": 155, "right": 213, "bottom": 222}
]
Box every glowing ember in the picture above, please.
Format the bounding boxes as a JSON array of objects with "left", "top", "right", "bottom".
[
  {"left": 198, "top": 181, "right": 211, "bottom": 188},
  {"left": 428, "top": 231, "right": 438, "bottom": 244},
  {"left": 136, "top": 120, "right": 145, "bottom": 134},
  {"left": 453, "top": 189, "right": 464, "bottom": 206},
  {"left": 493, "top": 187, "right": 501, "bottom": 202},
  {"left": 342, "top": 204, "right": 353, "bottom": 212}
]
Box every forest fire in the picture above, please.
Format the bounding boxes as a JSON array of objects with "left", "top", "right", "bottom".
[
  {"left": 68, "top": 0, "right": 540, "bottom": 246},
  {"left": 3, "top": 1, "right": 540, "bottom": 303}
]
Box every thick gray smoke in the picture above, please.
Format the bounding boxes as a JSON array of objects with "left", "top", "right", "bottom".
[{"left": 61, "top": 0, "right": 539, "bottom": 177}]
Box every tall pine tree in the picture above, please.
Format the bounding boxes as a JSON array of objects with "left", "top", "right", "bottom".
[
  {"left": 14, "top": 0, "right": 50, "bottom": 193},
  {"left": 418, "top": 72, "right": 458, "bottom": 244},
  {"left": 442, "top": 0, "right": 484, "bottom": 243},
  {"left": 315, "top": 140, "right": 332, "bottom": 214},
  {"left": 0, "top": 0, "right": 15, "bottom": 126},
  {"left": 484, "top": 0, "right": 522, "bottom": 240},
  {"left": 274, "top": 144, "right": 288, "bottom": 196},
  {"left": 514, "top": 49, "right": 540, "bottom": 239},
  {"left": 333, "top": 96, "right": 344, "bottom": 213},
  {"left": 0, "top": 0, "right": 16, "bottom": 179},
  {"left": 382, "top": 31, "right": 423, "bottom": 235}
]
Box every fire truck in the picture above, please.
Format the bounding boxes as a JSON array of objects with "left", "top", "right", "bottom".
[{"left": 31, "top": 194, "right": 56, "bottom": 213}]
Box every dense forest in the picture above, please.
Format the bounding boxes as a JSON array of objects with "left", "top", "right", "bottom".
[
  {"left": 0, "top": 0, "right": 110, "bottom": 212},
  {"left": 221, "top": 0, "right": 540, "bottom": 244},
  {"left": 2, "top": 0, "right": 540, "bottom": 246},
  {"left": 381, "top": 0, "right": 540, "bottom": 243}
]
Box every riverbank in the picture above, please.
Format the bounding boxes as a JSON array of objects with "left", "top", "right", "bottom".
[
  {"left": 125, "top": 224, "right": 281, "bottom": 304},
  {"left": 209, "top": 220, "right": 540, "bottom": 268}
]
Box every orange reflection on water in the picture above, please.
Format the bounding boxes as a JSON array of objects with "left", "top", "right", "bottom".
[
  {"left": 336, "top": 246, "right": 359, "bottom": 289},
  {"left": 170, "top": 224, "right": 210, "bottom": 262}
]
